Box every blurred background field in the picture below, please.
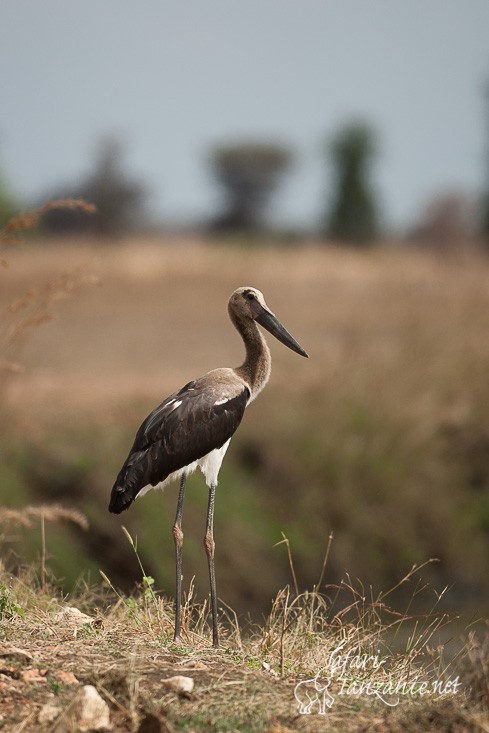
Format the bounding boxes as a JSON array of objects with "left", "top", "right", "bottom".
[
  {"left": 1, "top": 0, "right": 489, "bottom": 632},
  {"left": 2, "top": 236, "right": 489, "bottom": 624}
]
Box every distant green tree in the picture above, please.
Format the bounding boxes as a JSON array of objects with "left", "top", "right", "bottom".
[
  {"left": 325, "top": 121, "right": 380, "bottom": 245},
  {"left": 482, "top": 193, "right": 489, "bottom": 246},
  {"left": 0, "top": 164, "right": 17, "bottom": 229},
  {"left": 209, "top": 142, "right": 293, "bottom": 232},
  {"left": 481, "top": 84, "right": 489, "bottom": 247}
]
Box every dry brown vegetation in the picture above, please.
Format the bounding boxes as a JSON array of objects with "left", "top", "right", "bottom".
[
  {"left": 0, "top": 560, "right": 488, "bottom": 732},
  {"left": 1, "top": 231, "right": 489, "bottom": 730}
]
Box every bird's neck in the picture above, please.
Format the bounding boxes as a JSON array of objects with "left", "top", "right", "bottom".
[{"left": 231, "top": 311, "right": 271, "bottom": 401}]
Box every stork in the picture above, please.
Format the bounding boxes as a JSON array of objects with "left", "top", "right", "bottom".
[{"left": 109, "top": 286, "right": 308, "bottom": 647}]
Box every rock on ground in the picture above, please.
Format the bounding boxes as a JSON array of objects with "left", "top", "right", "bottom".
[{"left": 75, "top": 684, "right": 111, "bottom": 731}]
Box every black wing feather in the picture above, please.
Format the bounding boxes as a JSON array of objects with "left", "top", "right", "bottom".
[{"left": 109, "top": 380, "right": 249, "bottom": 514}]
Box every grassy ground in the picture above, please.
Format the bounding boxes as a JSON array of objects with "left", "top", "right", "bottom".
[
  {"left": 1, "top": 233, "right": 489, "bottom": 729},
  {"left": 0, "top": 562, "right": 488, "bottom": 732}
]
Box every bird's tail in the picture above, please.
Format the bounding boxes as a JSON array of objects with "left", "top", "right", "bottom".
[
  {"left": 109, "top": 483, "right": 137, "bottom": 514},
  {"left": 108, "top": 453, "right": 147, "bottom": 514}
]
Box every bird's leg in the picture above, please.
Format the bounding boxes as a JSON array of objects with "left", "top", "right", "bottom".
[
  {"left": 172, "top": 473, "right": 186, "bottom": 644},
  {"left": 204, "top": 483, "right": 219, "bottom": 647}
]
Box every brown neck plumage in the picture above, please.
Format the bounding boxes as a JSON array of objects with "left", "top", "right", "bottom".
[{"left": 229, "top": 307, "right": 271, "bottom": 400}]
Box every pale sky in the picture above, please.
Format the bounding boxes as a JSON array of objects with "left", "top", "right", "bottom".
[{"left": 1, "top": 1, "right": 489, "bottom": 230}]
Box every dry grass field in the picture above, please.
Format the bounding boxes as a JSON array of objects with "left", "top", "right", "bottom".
[
  {"left": 1, "top": 235, "right": 489, "bottom": 730},
  {"left": 2, "top": 237, "right": 489, "bottom": 595},
  {"left": 0, "top": 562, "right": 487, "bottom": 733}
]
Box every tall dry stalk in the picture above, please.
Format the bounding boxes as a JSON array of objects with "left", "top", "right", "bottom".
[
  {"left": 0, "top": 199, "right": 97, "bottom": 387},
  {"left": 0, "top": 200, "right": 95, "bottom": 585},
  {"left": 0, "top": 504, "right": 89, "bottom": 588},
  {"left": 0, "top": 198, "right": 96, "bottom": 243}
]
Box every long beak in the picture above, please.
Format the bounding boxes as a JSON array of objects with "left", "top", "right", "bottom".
[{"left": 254, "top": 304, "right": 309, "bottom": 358}]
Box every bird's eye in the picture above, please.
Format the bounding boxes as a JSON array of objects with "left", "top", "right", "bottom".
[{"left": 246, "top": 292, "right": 255, "bottom": 301}]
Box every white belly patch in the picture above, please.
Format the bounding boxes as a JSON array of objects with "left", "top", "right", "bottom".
[{"left": 136, "top": 438, "right": 232, "bottom": 499}]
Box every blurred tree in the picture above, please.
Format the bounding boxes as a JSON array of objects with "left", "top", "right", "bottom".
[
  {"left": 482, "top": 83, "right": 489, "bottom": 247},
  {"left": 0, "top": 159, "right": 18, "bottom": 229},
  {"left": 482, "top": 193, "right": 489, "bottom": 246},
  {"left": 209, "top": 142, "right": 292, "bottom": 232},
  {"left": 324, "top": 121, "right": 380, "bottom": 245},
  {"left": 42, "top": 136, "right": 147, "bottom": 237}
]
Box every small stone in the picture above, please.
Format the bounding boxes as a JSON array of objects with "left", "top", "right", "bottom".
[
  {"left": 21, "top": 668, "right": 47, "bottom": 684},
  {"left": 161, "top": 675, "right": 194, "bottom": 695},
  {"left": 262, "top": 661, "right": 279, "bottom": 677},
  {"left": 75, "top": 685, "right": 111, "bottom": 731},
  {"left": 0, "top": 645, "right": 34, "bottom": 661},
  {"left": 181, "top": 660, "right": 209, "bottom": 670},
  {"left": 55, "top": 670, "right": 79, "bottom": 685},
  {"left": 54, "top": 607, "right": 94, "bottom": 627},
  {"left": 38, "top": 703, "right": 61, "bottom": 725}
]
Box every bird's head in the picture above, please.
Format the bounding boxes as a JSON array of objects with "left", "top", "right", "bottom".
[{"left": 228, "top": 286, "right": 308, "bottom": 358}]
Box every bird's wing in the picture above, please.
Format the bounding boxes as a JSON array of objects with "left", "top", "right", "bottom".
[{"left": 109, "top": 376, "right": 250, "bottom": 513}]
